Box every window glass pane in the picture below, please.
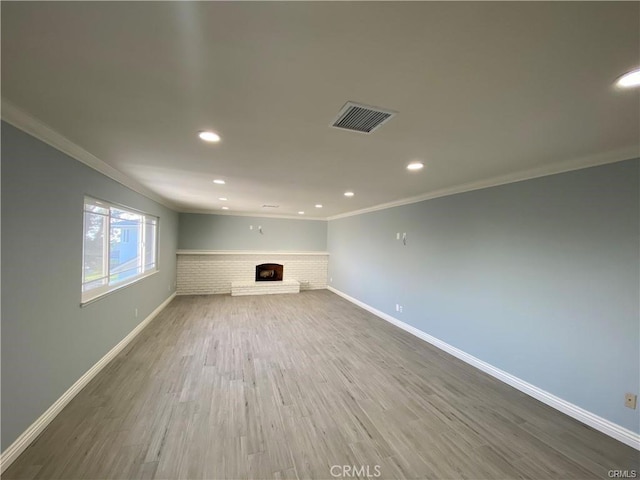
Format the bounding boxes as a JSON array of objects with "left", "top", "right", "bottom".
[
  {"left": 83, "top": 211, "right": 108, "bottom": 284},
  {"left": 109, "top": 266, "right": 140, "bottom": 283},
  {"left": 111, "top": 208, "right": 141, "bottom": 222},
  {"left": 110, "top": 216, "right": 141, "bottom": 284},
  {"left": 82, "top": 196, "right": 159, "bottom": 302},
  {"left": 144, "top": 219, "right": 157, "bottom": 270},
  {"left": 83, "top": 277, "right": 108, "bottom": 292},
  {"left": 84, "top": 199, "right": 109, "bottom": 215}
]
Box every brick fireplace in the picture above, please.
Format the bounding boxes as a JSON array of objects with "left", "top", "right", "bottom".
[{"left": 176, "top": 251, "right": 329, "bottom": 295}]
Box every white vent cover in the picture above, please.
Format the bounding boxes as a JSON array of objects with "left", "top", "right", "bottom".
[
  {"left": 330, "top": 101, "right": 397, "bottom": 134},
  {"left": 261, "top": 204, "right": 279, "bottom": 208}
]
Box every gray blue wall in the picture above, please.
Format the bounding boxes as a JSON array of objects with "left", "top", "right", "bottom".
[
  {"left": 1, "top": 122, "right": 179, "bottom": 450},
  {"left": 179, "top": 213, "right": 327, "bottom": 251},
  {"left": 3, "top": 116, "right": 638, "bottom": 452},
  {"left": 328, "top": 159, "right": 640, "bottom": 433}
]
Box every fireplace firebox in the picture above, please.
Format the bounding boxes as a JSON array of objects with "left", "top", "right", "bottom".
[{"left": 255, "top": 263, "right": 283, "bottom": 282}]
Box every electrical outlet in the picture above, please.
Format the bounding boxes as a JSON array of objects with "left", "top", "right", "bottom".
[
  {"left": 134, "top": 308, "right": 138, "bottom": 318},
  {"left": 396, "top": 232, "right": 400, "bottom": 240},
  {"left": 399, "top": 305, "right": 403, "bottom": 313},
  {"left": 249, "top": 225, "right": 253, "bottom": 230},
  {"left": 624, "top": 393, "right": 637, "bottom": 409}
]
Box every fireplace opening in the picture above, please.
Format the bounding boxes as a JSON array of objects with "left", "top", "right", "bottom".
[{"left": 255, "top": 263, "right": 283, "bottom": 282}]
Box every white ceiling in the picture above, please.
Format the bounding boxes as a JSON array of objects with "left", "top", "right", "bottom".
[{"left": 2, "top": 2, "right": 638, "bottom": 219}]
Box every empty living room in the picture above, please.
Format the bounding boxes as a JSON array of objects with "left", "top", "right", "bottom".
[{"left": 1, "top": 2, "right": 639, "bottom": 479}]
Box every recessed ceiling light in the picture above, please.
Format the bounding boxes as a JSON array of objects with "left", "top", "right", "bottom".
[
  {"left": 315, "top": 204, "right": 323, "bottom": 208},
  {"left": 616, "top": 68, "right": 640, "bottom": 88},
  {"left": 221, "top": 206, "right": 229, "bottom": 210},
  {"left": 344, "top": 191, "right": 355, "bottom": 197},
  {"left": 298, "top": 211, "right": 305, "bottom": 215},
  {"left": 198, "top": 131, "right": 221, "bottom": 142},
  {"left": 407, "top": 162, "right": 424, "bottom": 171},
  {"left": 218, "top": 197, "right": 227, "bottom": 201},
  {"left": 213, "top": 179, "right": 226, "bottom": 185}
]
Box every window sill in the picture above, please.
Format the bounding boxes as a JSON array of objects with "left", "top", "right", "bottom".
[{"left": 80, "top": 270, "right": 159, "bottom": 307}]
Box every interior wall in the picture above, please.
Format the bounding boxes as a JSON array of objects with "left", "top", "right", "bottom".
[
  {"left": 178, "top": 213, "right": 327, "bottom": 251},
  {"left": 327, "top": 159, "right": 640, "bottom": 434},
  {"left": 1, "top": 122, "right": 179, "bottom": 451}
]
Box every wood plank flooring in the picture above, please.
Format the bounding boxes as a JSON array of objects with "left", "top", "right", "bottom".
[{"left": 4, "top": 290, "right": 638, "bottom": 479}]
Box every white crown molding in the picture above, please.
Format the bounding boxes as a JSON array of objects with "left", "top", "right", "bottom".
[
  {"left": 327, "top": 286, "right": 640, "bottom": 451},
  {"left": 177, "top": 250, "right": 329, "bottom": 256},
  {"left": 1, "top": 98, "right": 179, "bottom": 211},
  {"left": 327, "top": 148, "right": 639, "bottom": 221},
  {"left": 0, "top": 293, "right": 177, "bottom": 474}
]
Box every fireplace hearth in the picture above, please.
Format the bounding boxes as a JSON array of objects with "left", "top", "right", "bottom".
[{"left": 255, "top": 263, "right": 283, "bottom": 282}]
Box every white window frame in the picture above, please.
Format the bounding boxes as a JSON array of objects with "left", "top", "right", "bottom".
[{"left": 81, "top": 196, "right": 159, "bottom": 305}]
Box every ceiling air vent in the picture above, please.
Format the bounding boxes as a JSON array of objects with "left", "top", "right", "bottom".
[
  {"left": 261, "top": 204, "right": 279, "bottom": 208},
  {"left": 330, "top": 101, "right": 397, "bottom": 134}
]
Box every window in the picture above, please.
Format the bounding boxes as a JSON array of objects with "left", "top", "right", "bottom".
[{"left": 82, "top": 197, "right": 158, "bottom": 303}]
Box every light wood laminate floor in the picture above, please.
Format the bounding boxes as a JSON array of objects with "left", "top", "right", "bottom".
[{"left": 4, "top": 291, "right": 638, "bottom": 479}]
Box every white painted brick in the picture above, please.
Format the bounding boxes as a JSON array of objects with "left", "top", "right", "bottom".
[{"left": 177, "top": 253, "right": 328, "bottom": 295}]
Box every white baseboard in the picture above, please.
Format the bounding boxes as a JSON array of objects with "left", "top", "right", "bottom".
[
  {"left": 0, "top": 293, "right": 177, "bottom": 473},
  {"left": 327, "top": 286, "right": 640, "bottom": 450}
]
